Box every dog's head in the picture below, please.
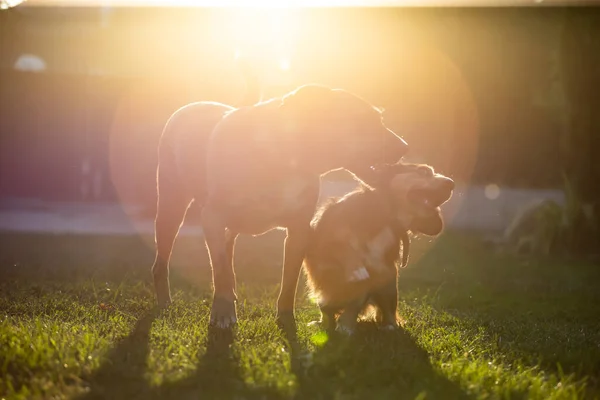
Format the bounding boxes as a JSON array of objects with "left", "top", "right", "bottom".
[
  {"left": 374, "top": 163, "right": 454, "bottom": 236},
  {"left": 279, "top": 84, "right": 408, "bottom": 183}
]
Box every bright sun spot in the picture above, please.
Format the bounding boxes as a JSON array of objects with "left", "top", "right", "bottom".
[
  {"left": 0, "top": 0, "right": 25, "bottom": 9},
  {"left": 224, "top": 8, "right": 298, "bottom": 71},
  {"left": 279, "top": 58, "right": 290, "bottom": 71}
]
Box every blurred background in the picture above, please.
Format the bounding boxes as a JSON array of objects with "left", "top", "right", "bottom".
[{"left": 0, "top": 4, "right": 598, "bottom": 253}]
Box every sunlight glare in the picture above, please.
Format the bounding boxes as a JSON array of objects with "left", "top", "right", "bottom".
[
  {"left": 0, "top": 0, "right": 26, "bottom": 9},
  {"left": 234, "top": 48, "right": 242, "bottom": 60},
  {"left": 279, "top": 58, "right": 290, "bottom": 71},
  {"left": 224, "top": 8, "right": 298, "bottom": 72}
]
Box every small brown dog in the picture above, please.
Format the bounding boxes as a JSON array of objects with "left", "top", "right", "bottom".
[{"left": 303, "top": 162, "right": 455, "bottom": 334}]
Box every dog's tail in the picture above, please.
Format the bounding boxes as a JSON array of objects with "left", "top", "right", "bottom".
[
  {"left": 399, "top": 230, "right": 410, "bottom": 268},
  {"left": 235, "top": 55, "right": 263, "bottom": 107}
]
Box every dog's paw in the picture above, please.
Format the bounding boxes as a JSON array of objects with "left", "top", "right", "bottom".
[
  {"left": 209, "top": 297, "right": 237, "bottom": 329},
  {"left": 379, "top": 323, "right": 399, "bottom": 331},
  {"left": 347, "top": 267, "right": 370, "bottom": 282}
]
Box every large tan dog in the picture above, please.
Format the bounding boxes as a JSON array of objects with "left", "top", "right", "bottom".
[
  {"left": 152, "top": 73, "right": 409, "bottom": 330},
  {"left": 303, "top": 162, "right": 454, "bottom": 334}
]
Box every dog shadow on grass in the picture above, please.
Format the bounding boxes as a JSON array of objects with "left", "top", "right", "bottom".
[
  {"left": 76, "top": 307, "right": 284, "bottom": 400},
  {"left": 75, "top": 308, "right": 470, "bottom": 400},
  {"left": 75, "top": 307, "right": 160, "bottom": 400},
  {"left": 287, "top": 322, "right": 473, "bottom": 400},
  {"left": 148, "top": 324, "right": 285, "bottom": 400}
]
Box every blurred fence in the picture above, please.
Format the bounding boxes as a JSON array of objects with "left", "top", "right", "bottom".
[
  {"left": 0, "top": 70, "right": 227, "bottom": 209},
  {"left": 0, "top": 71, "right": 124, "bottom": 202}
]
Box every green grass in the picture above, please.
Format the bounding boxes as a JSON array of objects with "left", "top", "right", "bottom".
[{"left": 0, "top": 231, "right": 599, "bottom": 400}]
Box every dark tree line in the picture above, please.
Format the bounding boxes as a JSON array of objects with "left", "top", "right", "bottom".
[
  {"left": 559, "top": 8, "right": 600, "bottom": 253},
  {"left": 420, "top": 8, "right": 599, "bottom": 254}
]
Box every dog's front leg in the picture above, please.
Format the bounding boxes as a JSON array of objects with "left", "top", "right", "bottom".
[
  {"left": 201, "top": 206, "right": 237, "bottom": 329},
  {"left": 276, "top": 224, "right": 311, "bottom": 332},
  {"left": 372, "top": 279, "right": 400, "bottom": 331}
]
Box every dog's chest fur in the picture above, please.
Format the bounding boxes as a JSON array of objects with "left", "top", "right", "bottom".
[
  {"left": 359, "top": 226, "right": 398, "bottom": 273},
  {"left": 306, "top": 189, "right": 403, "bottom": 287}
]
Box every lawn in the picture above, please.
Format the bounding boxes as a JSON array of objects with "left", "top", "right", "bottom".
[{"left": 0, "top": 230, "right": 599, "bottom": 400}]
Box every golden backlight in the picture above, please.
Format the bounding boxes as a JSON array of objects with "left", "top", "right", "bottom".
[
  {"left": 18, "top": 0, "right": 539, "bottom": 6},
  {"left": 226, "top": 8, "right": 298, "bottom": 73},
  {"left": 0, "top": 0, "right": 25, "bottom": 9},
  {"left": 0, "top": 3, "right": 482, "bottom": 257}
]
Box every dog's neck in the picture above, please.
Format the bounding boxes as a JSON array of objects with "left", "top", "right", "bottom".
[
  {"left": 371, "top": 186, "right": 413, "bottom": 234},
  {"left": 394, "top": 213, "right": 413, "bottom": 232},
  {"left": 276, "top": 108, "right": 387, "bottom": 181}
]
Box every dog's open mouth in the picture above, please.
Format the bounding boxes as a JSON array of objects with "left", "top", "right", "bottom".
[{"left": 407, "top": 188, "right": 451, "bottom": 215}]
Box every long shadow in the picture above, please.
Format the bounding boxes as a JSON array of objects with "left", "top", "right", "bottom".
[
  {"left": 146, "top": 324, "right": 288, "bottom": 400},
  {"left": 72, "top": 308, "right": 470, "bottom": 400},
  {"left": 75, "top": 308, "right": 159, "bottom": 400},
  {"left": 152, "top": 320, "right": 469, "bottom": 400},
  {"left": 74, "top": 311, "right": 286, "bottom": 400},
  {"left": 290, "top": 322, "right": 472, "bottom": 400}
]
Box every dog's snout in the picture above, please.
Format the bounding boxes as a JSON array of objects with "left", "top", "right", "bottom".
[{"left": 441, "top": 177, "right": 455, "bottom": 192}]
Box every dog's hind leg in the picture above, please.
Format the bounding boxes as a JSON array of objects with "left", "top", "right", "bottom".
[
  {"left": 151, "top": 165, "right": 192, "bottom": 309},
  {"left": 371, "top": 279, "right": 400, "bottom": 331}
]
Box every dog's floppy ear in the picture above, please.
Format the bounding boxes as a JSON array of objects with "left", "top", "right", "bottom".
[{"left": 409, "top": 214, "right": 444, "bottom": 236}]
